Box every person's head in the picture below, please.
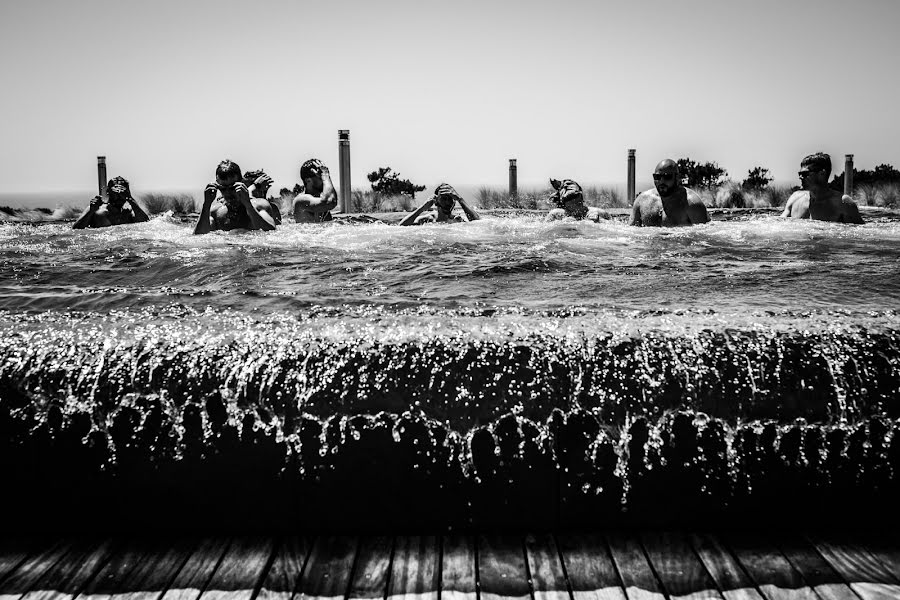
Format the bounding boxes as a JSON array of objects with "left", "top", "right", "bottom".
[
  {"left": 653, "top": 159, "right": 680, "bottom": 197},
  {"left": 799, "top": 152, "right": 832, "bottom": 189},
  {"left": 548, "top": 178, "right": 585, "bottom": 213},
  {"left": 300, "top": 159, "right": 325, "bottom": 195},
  {"left": 215, "top": 160, "right": 243, "bottom": 200},
  {"left": 106, "top": 176, "right": 130, "bottom": 208},
  {"left": 243, "top": 169, "right": 270, "bottom": 198},
  {"left": 433, "top": 183, "right": 459, "bottom": 215}
]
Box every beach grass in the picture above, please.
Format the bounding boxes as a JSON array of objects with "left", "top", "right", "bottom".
[
  {"left": 854, "top": 183, "right": 900, "bottom": 208},
  {"left": 350, "top": 189, "right": 418, "bottom": 213},
  {"left": 474, "top": 185, "right": 627, "bottom": 210},
  {"left": 138, "top": 193, "right": 197, "bottom": 214},
  {"left": 698, "top": 182, "right": 794, "bottom": 209}
]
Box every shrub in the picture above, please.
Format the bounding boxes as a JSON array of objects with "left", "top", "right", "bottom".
[
  {"left": 139, "top": 193, "right": 196, "bottom": 214},
  {"left": 855, "top": 183, "right": 900, "bottom": 208},
  {"left": 742, "top": 167, "right": 773, "bottom": 191},
  {"left": 367, "top": 167, "right": 426, "bottom": 198},
  {"left": 715, "top": 181, "right": 746, "bottom": 208}
]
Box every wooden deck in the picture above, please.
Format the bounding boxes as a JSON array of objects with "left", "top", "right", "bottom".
[{"left": 1, "top": 532, "right": 899, "bottom": 600}]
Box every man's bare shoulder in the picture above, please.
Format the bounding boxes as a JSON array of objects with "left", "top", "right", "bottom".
[
  {"left": 840, "top": 195, "right": 864, "bottom": 223},
  {"left": 634, "top": 189, "right": 660, "bottom": 206},
  {"left": 786, "top": 190, "right": 808, "bottom": 206},
  {"left": 684, "top": 188, "right": 706, "bottom": 207}
]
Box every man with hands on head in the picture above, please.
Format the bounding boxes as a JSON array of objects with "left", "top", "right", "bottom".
[
  {"left": 399, "top": 183, "right": 480, "bottom": 226},
  {"left": 73, "top": 176, "right": 150, "bottom": 229},
  {"left": 193, "top": 159, "right": 277, "bottom": 234},
  {"left": 292, "top": 159, "right": 338, "bottom": 223},
  {"left": 629, "top": 159, "right": 709, "bottom": 226},
  {"left": 545, "top": 178, "right": 609, "bottom": 222}
]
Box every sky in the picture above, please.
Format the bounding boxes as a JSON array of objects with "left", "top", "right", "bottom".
[{"left": 1, "top": 0, "right": 899, "bottom": 197}]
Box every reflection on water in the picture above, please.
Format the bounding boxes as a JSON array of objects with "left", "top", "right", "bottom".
[{"left": 2, "top": 213, "right": 900, "bottom": 314}]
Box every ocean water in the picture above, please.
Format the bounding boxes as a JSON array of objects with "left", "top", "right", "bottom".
[{"left": 2, "top": 211, "right": 900, "bottom": 527}]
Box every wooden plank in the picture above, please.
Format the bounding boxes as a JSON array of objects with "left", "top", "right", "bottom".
[
  {"left": 723, "top": 533, "right": 816, "bottom": 600},
  {"left": 257, "top": 537, "right": 313, "bottom": 600},
  {"left": 688, "top": 534, "right": 764, "bottom": 600},
  {"left": 77, "top": 540, "right": 159, "bottom": 600},
  {"left": 808, "top": 535, "right": 900, "bottom": 600},
  {"left": 387, "top": 536, "right": 439, "bottom": 600},
  {"left": 108, "top": 538, "right": 199, "bottom": 600},
  {"left": 856, "top": 537, "right": 900, "bottom": 584},
  {"left": 775, "top": 535, "right": 856, "bottom": 600},
  {"left": 0, "top": 539, "right": 50, "bottom": 587},
  {"left": 0, "top": 542, "right": 72, "bottom": 600},
  {"left": 524, "top": 534, "right": 569, "bottom": 600},
  {"left": 556, "top": 533, "right": 625, "bottom": 600},
  {"left": 295, "top": 536, "right": 358, "bottom": 600},
  {"left": 477, "top": 535, "right": 530, "bottom": 600},
  {"left": 160, "top": 537, "right": 232, "bottom": 600},
  {"left": 20, "top": 539, "right": 115, "bottom": 600},
  {"left": 606, "top": 533, "right": 664, "bottom": 600},
  {"left": 640, "top": 532, "right": 722, "bottom": 600},
  {"left": 440, "top": 535, "right": 476, "bottom": 600},
  {"left": 200, "top": 537, "right": 275, "bottom": 600},
  {"left": 347, "top": 537, "right": 393, "bottom": 600}
]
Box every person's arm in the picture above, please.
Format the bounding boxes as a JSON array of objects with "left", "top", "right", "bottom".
[
  {"left": 686, "top": 193, "right": 710, "bottom": 224},
  {"left": 193, "top": 184, "right": 219, "bottom": 235},
  {"left": 73, "top": 196, "right": 103, "bottom": 229},
  {"left": 235, "top": 183, "right": 276, "bottom": 231},
  {"left": 399, "top": 198, "right": 435, "bottom": 226},
  {"left": 842, "top": 195, "right": 864, "bottom": 224},
  {"left": 781, "top": 193, "right": 799, "bottom": 218},
  {"left": 292, "top": 192, "right": 338, "bottom": 215},
  {"left": 628, "top": 198, "right": 642, "bottom": 226},
  {"left": 457, "top": 197, "right": 480, "bottom": 221},
  {"left": 126, "top": 197, "right": 150, "bottom": 223},
  {"left": 248, "top": 174, "right": 274, "bottom": 199}
]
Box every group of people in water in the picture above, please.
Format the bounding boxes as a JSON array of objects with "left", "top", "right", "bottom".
[{"left": 73, "top": 151, "right": 865, "bottom": 231}]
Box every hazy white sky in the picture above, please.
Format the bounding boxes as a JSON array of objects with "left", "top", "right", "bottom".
[{"left": 1, "top": 0, "right": 898, "bottom": 194}]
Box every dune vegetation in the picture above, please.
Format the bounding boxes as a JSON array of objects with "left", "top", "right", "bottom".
[{"left": 138, "top": 193, "right": 196, "bottom": 214}]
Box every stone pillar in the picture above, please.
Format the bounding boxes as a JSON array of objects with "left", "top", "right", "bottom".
[
  {"left": 338, "top": 130, "right": 351, "bottom": 212},
  {"left": 509, "top": 159, "right": 517, "bottom": 199},
  {"left": 844, "top": 154, "right": 854, "bottom": 198},
  {"left": 97, "top": 156, "right": 108, "bottom": 199},
  {"left": 627, "top": 149, "right": 636, "bottom": 203}
]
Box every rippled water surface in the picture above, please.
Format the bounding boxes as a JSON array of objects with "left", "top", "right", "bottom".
[{"left": 2, "top": 212, "right": 900, "bottom": 315}]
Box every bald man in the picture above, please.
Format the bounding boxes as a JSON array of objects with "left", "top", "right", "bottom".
[
  {"left": 629, "top": 159, "right": 709, "bottom": 226},
  {"left": 782, "top": 153, "right": 863, "bottom": 224}
]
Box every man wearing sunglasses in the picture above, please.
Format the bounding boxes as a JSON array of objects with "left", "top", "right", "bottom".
[
  {"left": 194, "top": 159, "right": 278, "bottom": 234},
  {"left": 782, "top": 153, "right": 863, "bottom": 224},
  {"left": 629, "top": 159, "right": 709, "bottom": 226}
]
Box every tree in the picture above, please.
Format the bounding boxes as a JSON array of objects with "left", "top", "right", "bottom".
[
  {"left": 830, "top": 163, "right": 900, "bottom": 191},
  {"left": 742, "top": 166, "right": 773, "bottom": 191},
  {"left": 367, "top": 167, "right": 426, "bottom": 198},
  {"left": 675, "top": 158, "right": 728, "bottom": 189}
]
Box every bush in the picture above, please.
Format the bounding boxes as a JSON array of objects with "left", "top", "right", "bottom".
[
  {"left": 367, "top": 167, "right": 426, "bottom": 198},
  {"left": 139, "top": 193, "right": 196, "bottom": 214},
  {"left": 742, "top": 167, "right": 773, "bottom": 191},
  {"left": 350, "top": 189, "right": 417, "bottom": 212},
  {"left": 855, "top": 183, "right": 900, "bottom": 208},
  {"left": 715, "top": 181, "right": 745, "bottom": 208}
]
